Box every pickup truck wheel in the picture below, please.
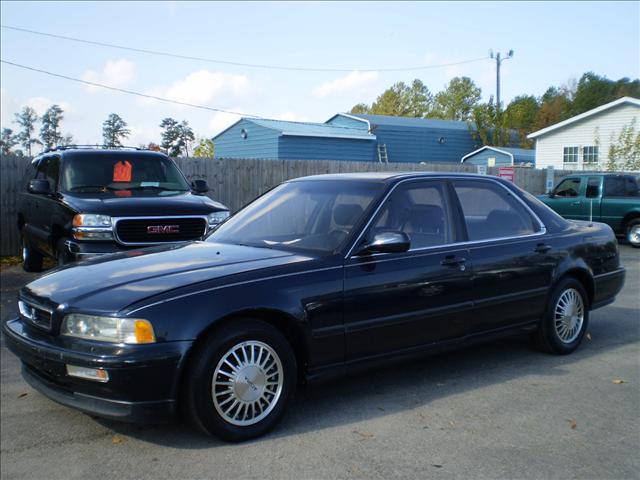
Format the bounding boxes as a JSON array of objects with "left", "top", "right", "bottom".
[
  {"left": 535, "top": 278, "right": 589, "bottom": 355},
  {"left": 22, "top": 236, "right": 43, "bottom": 272},
  {"left": 626, "top": 219, "right": 640, "bottom": 248},
  {"left": 184, "top": 319, "right": 296, "bottom": 442},
  {"left": 55, "top": 237, "right": 74, "bottom": 266}
]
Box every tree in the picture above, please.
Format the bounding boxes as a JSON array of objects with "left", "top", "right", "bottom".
[
  {"left": 14, "top": 106, "right": 41, "bottom": 156},
  {"left": 193, "top": 138, "right": 215, "bottom": 157},
  {"left": 533, "top": 87, "right": 573, "bottom": 131},
  {"left": 607, "top": 118, "right": 640, "bottom": 171},
  {"left": 160, "top": 118, "right": 195, "bottom": 157},
  {"left": 349, "top": 103, "right": 370, "bottom": 114},
  {"left": 350, "top": 79, "right": 433, "bottom": 117},
  {"left": 146, "top": 142, "right": 162, "bottom": 152},
  {"left": 102, "top": 113, "right": 130, "bottom": 147},
  {"left": 470, "top": 96, "right": 511, "bottom": 147},
  {"left": 40, "top": 104, "right": 65, "bottom": 149},
  {"left": 504, "top": 95, "right": 540, "bottom": 147},
  {"left": 430, "top": 77, "right": 482, "bottom": 121},
  {"left": 1, "top": 128, "right": 20, "bottom": 155}
]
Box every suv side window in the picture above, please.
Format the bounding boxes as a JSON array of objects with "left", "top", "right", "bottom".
[
  {"left": 34, "top": 157, "right": 50, "bottom": 181},
  {"left": 452, "top": 179, "right": 539, "bottom": 241},
  {"left": 45, "top": 156, "right": 60, "bottom": 192},
  {"left": 371, "top": 180, "right": 454, "bottom": 249},
  {"left": 605, "top": 176, "right": 639, "bottom": 197},
  {"left": 553, "top": 178, "right": 580, "bottom": 197},
  {"left": 586, "top": 177, "right": 601, "bottom": 198}
]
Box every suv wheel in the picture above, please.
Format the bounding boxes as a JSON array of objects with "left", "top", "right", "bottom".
[
  {"left": 626, "top": 219, "right": 640, "bottom": 248},
  {"left": 535, "top": 277, "right": 589, "bottom": 355},
  {"left": 184, "top": 319, "right": 296, "bottom": 442},
  {"left": 22, "top": 236, "right": 43, "bottom": 272}
]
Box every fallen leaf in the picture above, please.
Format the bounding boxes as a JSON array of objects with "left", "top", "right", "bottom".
[
  {"left": 586, "top": 332, "right": 592, "bottom": 341},
  {"left": 612, "top": 379, "right": 626, "bottom": 384},
  {"left": 567, "top": 419, "right": 577, "bottom": 430},
  {"left": 352, "top": 430, "right": 374, "bottom": 440},
  {"left": 112, "top": 435, "right": 124, "bottom": 444},
  {"left": 18, "top": 393, "right": 28, "bottom": 398},
  {"left": 432, "top": 464, "right": 443, "bottom": 469}
]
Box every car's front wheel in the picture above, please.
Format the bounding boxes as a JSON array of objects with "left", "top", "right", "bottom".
[
  {"left": 626, "top": 218, "right": 640, "bottom": 248},
  {"left": 184, "top": 319, "right": 296, "bottom": 441},
  {"left": 536, "top": 277, "right": 589, "bottom": 355},
  {"left": 22, "top": 235, "right": 43, "bottom": 272}
]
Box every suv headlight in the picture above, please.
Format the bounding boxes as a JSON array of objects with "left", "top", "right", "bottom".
[
  {"left": 208, "top": 211, "right": 230, "bottom": 228},
  {"left": 72, "top": 214, "right": 113, "bottom": 240},
  {"left": 61, "top": 314, "right": 155, "bottom": 344}
]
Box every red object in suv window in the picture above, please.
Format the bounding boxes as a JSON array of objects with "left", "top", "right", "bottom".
[{"left": 113, "top": 160, "right": 132, "bottom": 182}]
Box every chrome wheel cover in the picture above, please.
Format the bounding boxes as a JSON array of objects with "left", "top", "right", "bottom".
[
  {"left": 629, "top": 224, "right": 640, "bottom": 246},
  {"left": 212, "top": 340, "right": 284, "bottom": 426},
  {"left": 554, "top": 288, "right": 585, "bottom": 343}
]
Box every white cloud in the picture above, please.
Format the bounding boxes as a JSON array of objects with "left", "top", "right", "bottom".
[
  {"left": 273, "top": 111, "right": 309, "bottom": 122},
  {"left": 23, "top": 97, "right": 76, "bottom": 118},
  {"left": 140, "top": 70, "right": 253, "bottom": 109},
  {"left": 208, "top": 110, "right": 243, "bottom": 135},
  {"left": 0, "top": 88, "right": 18, "bottom": 128},
  {"left": 81, "top": 59, "right": 136, "bottom": 93},
  {"left": 312, "top": 71, "right": 379, "bottom": 98},
  {"left": 128, "top": 125, "right": 164, "bottom": 147}
]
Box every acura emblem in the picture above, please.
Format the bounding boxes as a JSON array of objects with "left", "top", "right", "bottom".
[{"left": 147, "top": 225, "right": 180, "bottom": 234}]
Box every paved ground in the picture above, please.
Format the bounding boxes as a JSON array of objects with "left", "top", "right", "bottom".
[{"left": 1, "top": 246, "right": 638, "bottom": 480}]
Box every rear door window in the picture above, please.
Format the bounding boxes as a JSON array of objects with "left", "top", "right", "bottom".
[
  {"left": 452, "top": 180, "right": 539, "bottom": 241},
  {"left": 553, "top": 178, "right": 581, "bottom": 197},
  {"left": 586, "top": 177, "right": 601, "bottom": 198}
]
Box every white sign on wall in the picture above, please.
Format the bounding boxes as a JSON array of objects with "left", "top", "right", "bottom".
[
  {"left": 546, "top": 166, "right": 555, "bottom": 192},
  {"left": 476, "top": 165, "right": 487, "bottom": 175}
]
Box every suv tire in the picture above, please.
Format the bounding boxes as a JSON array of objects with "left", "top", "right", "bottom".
[{"left": 22, "top": 235, "right": 43, "bottom": 272}]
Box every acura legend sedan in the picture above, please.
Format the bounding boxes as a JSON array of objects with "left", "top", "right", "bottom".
[{"left": 4, "top": 173, "right": 626, "bottom": 441}]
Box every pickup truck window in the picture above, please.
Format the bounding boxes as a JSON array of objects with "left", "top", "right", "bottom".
[
  {"left": 604, "top": 177, "right": 639, "bottom": 197},
  {"left": 554, "top": 178, "right": 580, "bottom": 197},
  {"left": 586, "top": 177, "right": 600, "bottom": 198}
]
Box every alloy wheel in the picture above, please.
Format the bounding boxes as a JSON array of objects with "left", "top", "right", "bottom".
[{"left": 554, "top": 288, "right": 585, "bottom": 343}]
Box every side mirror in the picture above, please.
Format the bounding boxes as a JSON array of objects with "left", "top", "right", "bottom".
[
  {"left": 548, "top": 191, "right": 555, "bottom": 198},
  {"left": 356, "top": 231, "right": 410, "bottom": 256},
  {"left": 28, "top": 179, "right": 51, "bottom": 194},
  {"left": 192, "top": 179, "right": 209, "bottom": 194}
]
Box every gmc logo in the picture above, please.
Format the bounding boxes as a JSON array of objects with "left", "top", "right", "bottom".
[{"left": 147, "top": 225, "right": 180, "bottom": 234}]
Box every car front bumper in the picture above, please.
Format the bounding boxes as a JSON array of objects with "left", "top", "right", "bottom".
[{"left": 2, "top": 318, "right": 193, "bottom": 423}]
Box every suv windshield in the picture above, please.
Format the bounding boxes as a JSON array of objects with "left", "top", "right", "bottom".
[
  {"left": 208, "top": 180, "right": 385, "bottom": 254},
  {"left": 60, "top": 154, "right": 190, "bottom": 193}
]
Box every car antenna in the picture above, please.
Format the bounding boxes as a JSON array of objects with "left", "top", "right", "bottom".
[{"left": 589, "top": 199, "right": 593, "bottom": 226}]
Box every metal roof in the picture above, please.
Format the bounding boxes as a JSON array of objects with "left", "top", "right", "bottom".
[
  {"left": 350, "top": 114, "right": 474, "bottom": 131},
  {"left": 246, "top": 118, "right": 376, "bottom": 140},
  {"left": 527, "top": 96, "right": 640, "bottom": 139},
  {"left": 461, "top": 145, "right": 534, "bottom": 164}
]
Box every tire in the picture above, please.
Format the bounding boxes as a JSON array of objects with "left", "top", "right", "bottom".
[
  {"left": 21, "top": 235, "right": 43, "bottom": 272},
  {"left": 184, "top": 319, "right": 296, "bottom": 442},
  {"left": 535, "top": 277, "right": 589, "bottom": 355},
  {"left": 625, "top": 219, "right": 640, "bottom": 248},
  {"left": 55, "top": 237, "right": 74, "bottom": 266}
]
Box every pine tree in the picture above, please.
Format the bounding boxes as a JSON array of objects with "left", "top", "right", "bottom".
[
  {"left": 102, "top": 113, "right": 130, "bottom": 147},
  {"left": 1, "top": 128, "right": 20, "bottom": 155},
  {"left": 40, "top": 105, "right": 65, "bottom": 149},
  {"left": 14, "top": 106, "right": 41, "bottom": 156}
]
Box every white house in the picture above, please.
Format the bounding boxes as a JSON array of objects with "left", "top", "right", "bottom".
[{"left": 528, "top": 96, "right": 640, "bottom": 170}]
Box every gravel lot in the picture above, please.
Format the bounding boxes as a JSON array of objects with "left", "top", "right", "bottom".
[{"left": 1, "top": 246, "right": 638, "bottom": 480}]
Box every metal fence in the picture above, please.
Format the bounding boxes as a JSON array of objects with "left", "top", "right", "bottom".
[{"left": 0, "top": 155, "right": 573, "bottom": 256}]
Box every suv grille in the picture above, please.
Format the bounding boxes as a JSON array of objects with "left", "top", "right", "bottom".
[
  {"left": 115, "top": 217, "right": 207, "bottom": 244},
  {"left": 18, "top": 300, "right": 53, "bottom": 331}
]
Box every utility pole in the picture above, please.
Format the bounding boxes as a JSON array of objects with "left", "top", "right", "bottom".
[{"left": 489, "top": 49, "right": 514, "bottom": 110}]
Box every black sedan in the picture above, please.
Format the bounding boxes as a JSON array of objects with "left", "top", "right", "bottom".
[{"left": 3, "top": 173, "right": 626, "bottom": 441}]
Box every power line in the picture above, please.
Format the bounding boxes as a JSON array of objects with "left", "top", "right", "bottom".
[
  {"left": 1, "top": 24, "right": 489, "bottom": 73},
  {"left": 0, "top": 59, "right": 260, "bottom": 117}
]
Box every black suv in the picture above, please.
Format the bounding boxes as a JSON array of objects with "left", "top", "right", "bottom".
[{"left": 17, "top": 147, "right": 229, "bottom": 271}]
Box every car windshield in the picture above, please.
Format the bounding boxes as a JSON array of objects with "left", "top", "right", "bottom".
[
  {"left": 208, "top": 180, "right": 385, "bottom": 254},
  {"left": 60, "top": 154, "right": 190, "bottom": 193}
]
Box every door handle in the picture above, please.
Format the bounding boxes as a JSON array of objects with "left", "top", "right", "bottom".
[
  {"left": 534, "top": 243, "right": 552, "bottom": 254},
  {"left": 441, "top": 255, "right": 467, "bottom": 268},
  {"left": 571, "top": 201, "right": 581, "bottom": 206}
]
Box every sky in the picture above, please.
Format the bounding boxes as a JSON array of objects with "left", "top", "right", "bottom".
[{"left": 1, "top": 1, "right": 639, "bottom": 149}]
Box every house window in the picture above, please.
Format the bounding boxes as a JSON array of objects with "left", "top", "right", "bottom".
[
  {"left": 583, "top": 146, "right": 599, "bottom": 164},
  {"left": 563, "top": 146, "right": 579, "bottom": 164}
]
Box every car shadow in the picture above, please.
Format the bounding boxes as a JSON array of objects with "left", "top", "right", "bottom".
[{"left": 94, "top": 304, "right": 639, "bottom": 448}]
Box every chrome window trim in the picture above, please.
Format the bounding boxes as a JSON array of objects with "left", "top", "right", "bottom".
[
  {"left": 345, "top": 176, "right": 547, "bottom": 259},
  {"left": 113, "top": 215, "right": 208, "bottom": 246}
]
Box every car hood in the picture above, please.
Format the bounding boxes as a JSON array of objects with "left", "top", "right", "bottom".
[
  {"left": 21, "top": 242, "right": 315, "bottom": 313},
  {"left": 61, "top": 190, "right": 228, "bottom": 216}
]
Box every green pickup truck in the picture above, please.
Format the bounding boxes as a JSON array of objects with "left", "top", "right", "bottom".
[{"left": 540, "top": 173, "right": 640, "bottom": 247}]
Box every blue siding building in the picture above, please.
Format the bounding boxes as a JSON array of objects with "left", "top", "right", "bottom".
[
  {"left": 461, "top": 146, "right": 535, "bottom": 166},
  {"left": 213, "top": 113, "right": 483, "bottom": 163}
]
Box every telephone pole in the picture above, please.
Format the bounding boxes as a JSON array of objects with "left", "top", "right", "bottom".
[{"left": 489, "top": 49, "right": 514, "bottom": 110}]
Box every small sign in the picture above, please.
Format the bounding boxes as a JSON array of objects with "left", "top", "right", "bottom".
[
  {"left": 476, "top": 165, "right": 487, "bottom": 175},
  {"left": 498, "top": 166, "right": 516, "bottom": 182},
  {"left": 546, "top": 166, "right": 555, "bottom": 192},
  {"left": 487, "top": 157, "right": 496, "bottom": 167}
]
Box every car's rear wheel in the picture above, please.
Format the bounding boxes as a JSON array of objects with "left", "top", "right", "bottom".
[
  {"left": 626, "top": 219, "right": 640, "bottom": 248},
  {"left": 184, "top": 319, "right": 296, "bottom": 441},
  {"left": 22, "top": 235, "right": 43, "bottom": 272},
  {"left": 536, "top": 278, "right": 589, "bottom": 354}
]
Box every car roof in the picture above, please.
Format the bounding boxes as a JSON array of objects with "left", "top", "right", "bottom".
[
  {"left": 36, "top": 148, "right": 168, "bottom": 160},
  {"left": 288, "top": 171, "right": 498, "bottom": 183}
]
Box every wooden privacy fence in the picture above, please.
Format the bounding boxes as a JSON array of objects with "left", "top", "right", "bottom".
[{"left": 0, "top": 155, "right": 572, "bottom": 256}]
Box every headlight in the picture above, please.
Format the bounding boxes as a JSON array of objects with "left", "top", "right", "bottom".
[
  {"left": 73, "top": 214, "right": 112, "bottom": 227},
  {"left": 61, "top": 314, "right": 155, "bottom": 344},
  {"left": 208, "top": 211, "right": 230, "bottom": 228},
  {"left": 72, "top": 214, "right": 113, "bottom": 240}
]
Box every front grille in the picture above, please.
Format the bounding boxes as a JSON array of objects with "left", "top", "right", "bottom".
[
  {"left": 115, "top": 217, "right": 207, "bottom": 244},
  {"left": 18, "top": 300, "right": 53, "bottom": 331}
]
